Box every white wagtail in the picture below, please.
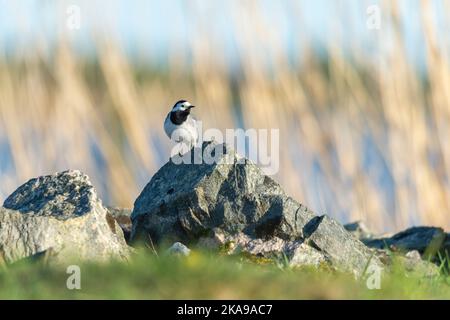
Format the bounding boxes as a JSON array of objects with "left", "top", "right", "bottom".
[{"left": 164, "top": 100, "right": 199, "bottom": 154}]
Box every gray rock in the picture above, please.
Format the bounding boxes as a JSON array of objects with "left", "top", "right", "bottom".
[
  {"left": 363, "top": 226, "right": 446, "bottom": 259},
  {"left": 168, "top": 242, "right": 191, "bottom": 256},
  {"left": 399, "top": 250, "right": 439, "bottom": 277},
  {"left": 131, "top": 142, "right": 316, "bottom": 244},
  {"left": 303, "top": 215, "right": 381, "bottom": 276},
  {"left": 131, "top": 141, "right": 380, "bottom": 277},
  {"left": 220, "top": 218, "right": 378, "bottom": 275},
  {"left": 405, "top": 250, "right": 421, "bottom": 260},
  {"left": 368, "top": 248, "right": 439, "bottom": 277},
  {"left": 289, "top": 243, "right": 329, "bottom": 268},
  {"left": 197, "top": 228, "right": 228, "bottom": 250},
  {"left": 199, "top": 229, "right": 328, "bottom": 268},
  {"left": 1, "top": 170, "right": 130, "bottom": 265},
  {"left": 107, "top": 207, "right": 132, "bottom": 243}
]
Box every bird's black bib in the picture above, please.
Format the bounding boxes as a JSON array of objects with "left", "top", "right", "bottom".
[{"left": 170, "top": 110, "right": 190, "bottom": 125}]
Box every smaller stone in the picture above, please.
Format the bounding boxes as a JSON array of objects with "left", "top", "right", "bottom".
[
  {"left": 168, "top": 242, "right": 191, "bottom": 256},
  {"left": 401, "top": 253, "right": 439, "bottom": 277},
  {"left": 405, "top": 250, "right": 421, "bottom": 261},
  {"left": 373, "top": 248, "right": 439, "bottom": 277}
]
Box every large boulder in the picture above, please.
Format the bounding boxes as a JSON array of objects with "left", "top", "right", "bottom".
[
  {"left": 0, "top": 170, "right": 130, "bottom": 265},
  {"left": 131, "top": 142, "right": 315, "bottom": 243},
  {"left": 131, "top": 141, "right": 381, "bottom": 277}
]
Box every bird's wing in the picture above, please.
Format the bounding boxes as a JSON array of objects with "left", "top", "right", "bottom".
[{"left": 163, "top": 112, "right": 174, "bottom": 138}]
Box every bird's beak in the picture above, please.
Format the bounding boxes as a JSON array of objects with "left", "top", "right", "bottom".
[{"left": 188, "top": 105, "right": 196, "bottom": 109}]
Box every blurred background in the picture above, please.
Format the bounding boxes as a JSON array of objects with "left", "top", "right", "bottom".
[{"left": 0, "top": 0, "right": 448, "bottom": 233}]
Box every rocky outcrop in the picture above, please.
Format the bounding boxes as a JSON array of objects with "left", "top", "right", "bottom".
[
  {"left": 131, "top": 142, "right": 314, "bottom": 244},
  {"left": 130, "top": 141, "right": 381, "bottom": 277},
  {"left": 0, "top": 170, "right": 130, "bottom": 265}
]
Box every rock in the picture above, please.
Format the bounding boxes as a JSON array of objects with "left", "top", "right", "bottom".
[
  {"left": 197, "top": 228, "right": 228, "bottom": 250},
  {"left": 400, "top": 250, "right": 439, "bottom": 277},
  {"left": 168, "top": 242, "right": 191, "bottom": 256},
  {"left": 0, "top": 170, "right": 130, "bottom": 265},
  {"left": 130, "top": 141, "right": 380, "bottom": 277},
  {"left": 344, "top": 221, "right": 373, "bottom": 239},
  {"left": 199, "top": 229, "right": 328, "bottom": 268},
  {"left": 107, "top": 207, "right": 132, "bottom": 243},
  {"left": 405, "top": 250, "right": 421, "bottom": 260},
  {"left": 131, "top": 141, "right": 316, "bottom": 244},
  {"left": 363, "top": 226, "right": 446, "bottom": 259},
  {"left": 369, "top": 248, "right": 439, "bottom": 277},
  {"left": 289, "top": 243, "right": 329, "bottom": 268},
  {"left": 302, "top": 215, "right": 382, "bottom": 276}
]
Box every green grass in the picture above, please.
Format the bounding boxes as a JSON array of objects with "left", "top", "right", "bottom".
[{"left": 0, "top": 249, "right": 448, "bottom": 299}]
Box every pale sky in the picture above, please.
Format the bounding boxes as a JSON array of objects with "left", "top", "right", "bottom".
[{"left": 0, "top": 0, "right": 447, "bottom": 68}]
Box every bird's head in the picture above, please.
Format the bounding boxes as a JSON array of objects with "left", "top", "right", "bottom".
[{"left": 172, "top": 100, "right": 195, "bottom": 113}]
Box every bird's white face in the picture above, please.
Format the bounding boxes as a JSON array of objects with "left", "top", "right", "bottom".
[{"left": 172, "top": 101, "right": 193, "bottom": 112}]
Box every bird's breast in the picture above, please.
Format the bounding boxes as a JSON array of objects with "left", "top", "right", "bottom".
[{"left": 164, "top": 114, "right": 199, "bottom": 144}]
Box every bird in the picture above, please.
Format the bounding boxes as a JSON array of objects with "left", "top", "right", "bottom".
[{"left": 164, "top": 100, "right": 199, "bottom": 154}]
